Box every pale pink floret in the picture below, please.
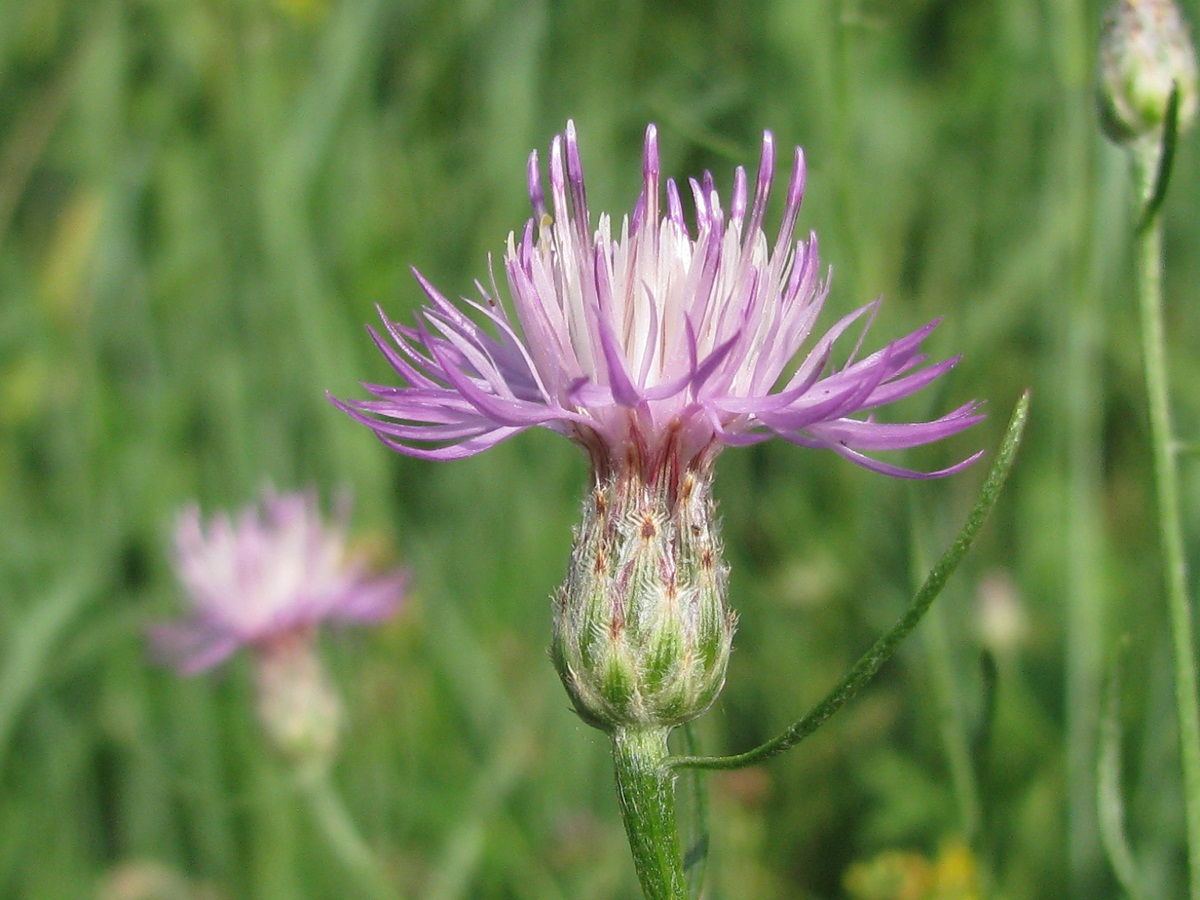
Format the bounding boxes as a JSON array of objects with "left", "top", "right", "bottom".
[
  {"left": 152, "top": 490, "right": 408, "bottom": 675},
  {"left": 334, "top": 121, "right": 982, "bottom": 478}
]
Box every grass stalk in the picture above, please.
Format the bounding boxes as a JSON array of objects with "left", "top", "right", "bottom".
[{"left": 298, "top": 770, "right": 401, "bottom": 900}]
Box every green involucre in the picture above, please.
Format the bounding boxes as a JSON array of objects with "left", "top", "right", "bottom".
[{"left": 551, "top": 468, "right": 736, "bottom": 732}]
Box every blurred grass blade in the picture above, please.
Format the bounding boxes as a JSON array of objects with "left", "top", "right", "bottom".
[
  {"left": 275, "top": 0, "right": 388, "bottom": 195},
  {"left": 298, "top": 771, "right": 400, "bottom": 900},
  {"left": 425, "top": 724, "right": 534, "bottom": 900},
  {"left": 0, "top": 569, "right": 101, "bottom": 776},
  {"left": 919, "top": 576, "right": 982, "bottom": 840},
  {"left": 1099, "top": 637, "right": 1146, "bottom": 900},
  {"left": 971, "top": 649, "right": 1000, "bottom": 784}
]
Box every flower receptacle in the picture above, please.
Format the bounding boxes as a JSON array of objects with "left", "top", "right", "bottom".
[{"left": 254, "top": 628, "right": 343, "bottom": 775}]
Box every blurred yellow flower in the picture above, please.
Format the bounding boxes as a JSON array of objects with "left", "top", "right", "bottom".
[{"left": 844, "top": 839, "right": 982, "bottom": 900}]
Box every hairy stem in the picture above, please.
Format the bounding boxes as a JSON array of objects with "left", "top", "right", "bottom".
[{"left": 611, "top": 726, "right": 687, "bottom": 900}]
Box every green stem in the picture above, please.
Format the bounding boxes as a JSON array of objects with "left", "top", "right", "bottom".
[
  {"left": 1098, "top": 639, "right": 1146, "bottom": 900},
  {"left": 680, "top": 723, "right": 710, "bottom": 899},
  {"left": 611, "top": 726, "right": 687, "bottom": 900},
  {"left": 1132, "top": 141, "right": 1200, "bottom": 900},
  {"left": 298, "top": 770, "right": 400, "bottom": 900}
]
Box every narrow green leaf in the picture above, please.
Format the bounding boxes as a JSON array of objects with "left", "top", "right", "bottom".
[{"left": 1136, "top": 83, "right": 1181, "bottom": 235}]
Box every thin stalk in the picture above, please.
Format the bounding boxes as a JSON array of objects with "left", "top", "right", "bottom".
[
  {"left": 297, "top": 770, "right": 400, "bottom": 900},
  {"left": 1098, "top": 638, "right": 1147, "bottom": 900},
  {"left": 1059, "top": 6, "right": 1107, "bottom": 884},
  {"left": 1131, "top": 140, "right": 1200, "bottom": 900},
  {"left": 611, "top": 726, "right": 687, "bottom": 900},
  {"left": 919, "top": 593, "right": 982, "bottom": 841},
  {"left": 680, "top": 723, "right": 710, "bottom": 899}
]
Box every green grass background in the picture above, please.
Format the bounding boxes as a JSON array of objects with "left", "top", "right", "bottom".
[{"left": 1, "top": 0, "right": 1197, "bottom": 896}]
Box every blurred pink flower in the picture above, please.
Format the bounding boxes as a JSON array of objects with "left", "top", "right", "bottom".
[{"left": 151, "top": 489, "right": 408, "bottom": 675}]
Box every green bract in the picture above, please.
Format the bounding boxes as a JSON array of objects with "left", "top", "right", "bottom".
[{"left": 551, "top": 466, "right": 736, "bottom": 731}]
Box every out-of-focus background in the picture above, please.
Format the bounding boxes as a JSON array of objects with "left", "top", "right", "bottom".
[{"left": 2, "top": 0, "right": 1197, "bottom": 897}]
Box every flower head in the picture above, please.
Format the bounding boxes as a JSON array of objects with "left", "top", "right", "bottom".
[
  {"left": 151, "top": 489, "right": 409, "bottom": 675},
  {"left": 1099, "top": 0, "right": 1199, "bottom": 143},
  {"left": 334, "top": 121, "right": 981, "bottom": 484},
  {"left": 334, "top": 123, "right": 982, "bottom": 733}
]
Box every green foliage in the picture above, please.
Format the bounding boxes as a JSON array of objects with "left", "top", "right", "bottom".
[{"left": 0, "top": 0, "right": 1195, "bottom": 896}]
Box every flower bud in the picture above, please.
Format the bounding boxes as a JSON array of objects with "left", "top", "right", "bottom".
[
  {"left": 253, "top": 628, "right": 342, "bottom": 774},
  {"left": 551, "top": 465, "right": 736, "bottom": 732},
  {"left": 1098, "top": 0, "right": 1199, "bottom": 142}
]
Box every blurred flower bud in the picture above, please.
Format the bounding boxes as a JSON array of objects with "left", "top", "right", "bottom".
[
  {"left": 1099, "top": 0, "right": 1199, "bottom": 142},
  {"left": 551, "top": 465, "right": 736, "bottom": 731},
  {"left": 253, "top": 628, "right": 343, "bottom": 774},
  {"left": 96, "top": 861, "right": 221, "bottom": 900},
  {"left": 974, "top": 569, "right": 1029, "bottom": 658}
]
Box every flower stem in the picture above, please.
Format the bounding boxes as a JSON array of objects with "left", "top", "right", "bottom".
[
  {"left": 297, "top": 769, "right": 400, "bottom": 900},
  {"left": 680, "top": 723, "right": 710, "bottom": 898},
  {"left": 1132, "top": 140, "right": 1200, "bottom": 900},
  {"left": 1098, "top": 639, "right": 1146, "bottom": 900},
  {"left": 611, "top": 726, "right": 687, "bottom": 900}
]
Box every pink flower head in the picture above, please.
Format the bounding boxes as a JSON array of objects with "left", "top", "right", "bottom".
[
  {"left": 333, "top": 121, "right": 982, "bottom": 483},
  {"left": 151, "top": 489, "right": 409, "bottom": 675}
]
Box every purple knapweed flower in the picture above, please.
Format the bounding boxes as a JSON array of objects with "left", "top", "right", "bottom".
[
  {"left": 151, "top": 489, "right": 409, "bottom": 675},
  {"left": 334, "top": 122, "right": 983, "bottom": 733},
  {"left": 333, "top": 121, "right": 982, "bottom": 488}
]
